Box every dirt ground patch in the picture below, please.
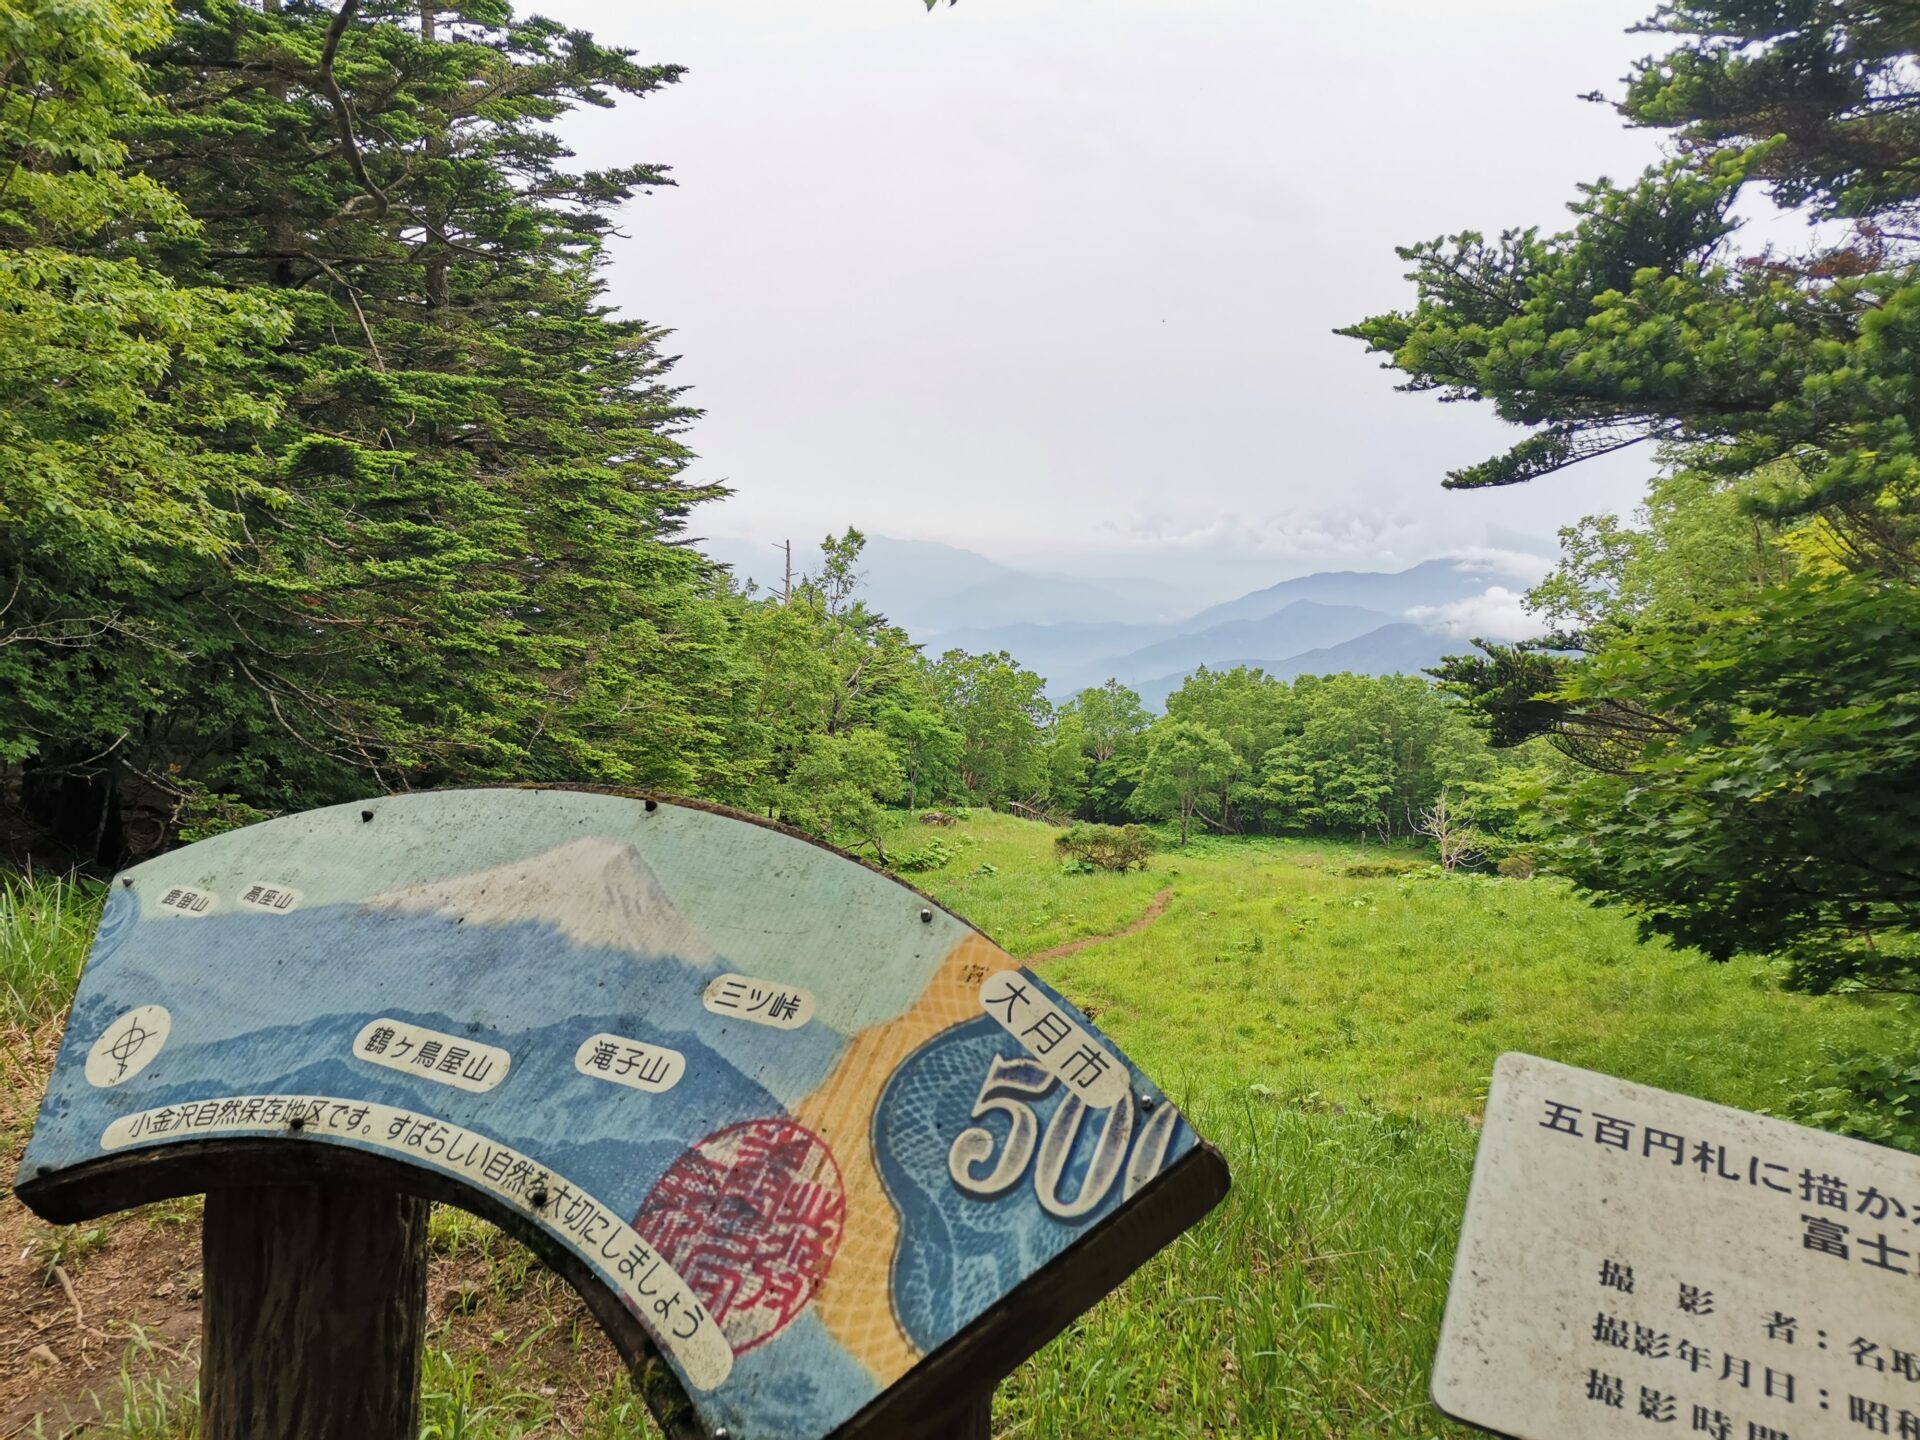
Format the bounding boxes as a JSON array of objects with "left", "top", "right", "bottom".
[{"left": 1027, "top": 888, "right": 1174, "bottom": 963}]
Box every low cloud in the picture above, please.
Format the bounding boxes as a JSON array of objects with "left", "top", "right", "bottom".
[
  {"left": 1440, "top": 546, "right": 1555, "bottom": 583},
  {"left": 1083, "top": 506, "right": 1429, "bottom": 563},
  {"left": 1406, "top": 586, "right": 1548, "bottom": 643}
]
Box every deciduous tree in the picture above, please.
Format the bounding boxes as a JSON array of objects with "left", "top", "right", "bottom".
[{"left": 1132, "top": 719, "right": 1236, "bottom": 847}]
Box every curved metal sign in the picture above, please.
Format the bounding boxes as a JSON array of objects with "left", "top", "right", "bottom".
[{"left": 15, "top": 788, "right": 1227, "bottom": 1439}]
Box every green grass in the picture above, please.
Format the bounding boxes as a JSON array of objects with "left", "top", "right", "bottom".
[
  {"left": 39, "top": 1332, "right": 650, "bottom": 1440},
  {"left": 1, "top": 871, "right": 104, "bottom": 1026},
  {"left": 882, "top": 812, "right": 1906, "bottom": 1438},
  {"left": 27, "top": 1220, "right": 112, "bottom": 1281},
  {"left": 892, "top": 814, "right": 1171, "bottom": 956},
  {"left": 4, "top": 814, "right": 1907, "bottom": 1437}
]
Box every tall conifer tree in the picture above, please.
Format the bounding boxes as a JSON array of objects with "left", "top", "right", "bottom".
[{"left": 86, "top": 0, "right": 739, "bottom": 844}]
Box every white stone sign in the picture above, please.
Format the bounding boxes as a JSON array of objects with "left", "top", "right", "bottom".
[{"left": 1435, "top": 1054, "right": 1920, "bottom": 1440}]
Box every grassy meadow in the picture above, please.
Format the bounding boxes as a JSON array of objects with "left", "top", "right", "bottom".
[
  {"left": 3, "top": 813, "right": 1905, "bottom": 1438},
  {"left": 890, "top": 813, "right": 1903, "bottom": 1439}
]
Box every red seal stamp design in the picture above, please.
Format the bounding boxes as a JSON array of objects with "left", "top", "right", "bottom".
[{"left": 633, "top": 1117, "right": 847, "bottom": 1355}]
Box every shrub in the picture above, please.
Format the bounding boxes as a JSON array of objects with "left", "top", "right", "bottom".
[
  {"left": 892, "top": 837, "right": 958, "bottom": 874},
  {"left": 1054, "top": 823, "right": 1153, "bottom": 872},
  {"left": 1786, "top": 1047, "right": 1920, "bottom": 1154},
  {"left": 1336, "top": 859, "right": 1421, "bottom": 879},
  {"left": 1497, "top": 854, "right": 1538, "bottom": 880}
]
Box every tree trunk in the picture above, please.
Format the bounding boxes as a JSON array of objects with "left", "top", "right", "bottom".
[
  {"left": 201, "top": 1184, "right": 429, "bottom": 1440},
  {"left": 260, "top": 0, "right": 301, "bottom": 290},
  {"left": 420, "top": 1, "right": 451, "bottom": 308},
  {"left": 19, "top": 767, "right": 125, "bottom": 869}
]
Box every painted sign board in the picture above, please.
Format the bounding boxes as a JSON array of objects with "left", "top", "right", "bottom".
[
  {"left": 15, "top": 788, "right": 1227, "bottom": 1439},
  {"left": 1435, "top": 1053, "right": 1920, "bottom": 1440}
]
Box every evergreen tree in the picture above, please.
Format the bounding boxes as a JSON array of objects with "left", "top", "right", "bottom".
[
  {"left": 1345, "top": 0, "right": 1920, "bottom": 987},
  {"left": 1, "top": 0, "right": 292, "bottom": 860},
  {"left": 34, "top": 0, "right": 737, "bottom": 851}
]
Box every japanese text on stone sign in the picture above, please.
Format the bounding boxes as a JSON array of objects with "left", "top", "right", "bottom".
[
  {"left": 1433, "top": 1054, "right": 1920, "bottom": 1440},
  {"left": 1538, "top": 1097, "right": 1920, "bottom": 1285},
  {"left": 238, "top": 881, "right": 302, "bottom": 913},
  {"left": 156, "top": 886, "right": 214, "bottom": 916}
]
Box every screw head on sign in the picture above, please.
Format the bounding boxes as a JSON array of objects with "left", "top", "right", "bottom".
[
  {"left": 361, "top": 809, "right": 375, "bottom": 822},
  {"left": 120, "top": 876, "right": 134, "bottom": 888},
  {"left": 528, "top": 1186, "right": 549, "bottom": 1209},
  {"left": 289, "top": 1115, "right": 306, "bottom": 1131},
  {"left": 1140, "top": 1094, "right": 1156, "bottom": 1111},
  {"left": 644, "top": 798, "right": 658, "bottom": 812},
  {"left": 919, "top": 908, "right": 933, "bottom": 924}
]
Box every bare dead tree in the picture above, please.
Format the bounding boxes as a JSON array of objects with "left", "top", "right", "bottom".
[{"left": 1414, "top": 786, "right": 1482, "bottom": 871}]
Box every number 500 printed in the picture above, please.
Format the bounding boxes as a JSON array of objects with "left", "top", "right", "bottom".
[{"left": 947, "top": 1055, "right": 1182, "bottom": 1220}]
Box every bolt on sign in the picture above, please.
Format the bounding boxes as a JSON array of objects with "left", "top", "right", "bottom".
[
  {"left": 1434, "top": 1054, "right": 1920, "bottom": 1440},
  {"left": 14, "top": 789, "right": 1228, "bottom": 1439}
]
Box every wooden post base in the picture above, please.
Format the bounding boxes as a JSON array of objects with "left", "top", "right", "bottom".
[
  {"left": 922, "top": 1391, "right": 992, "bottom": 1438},
  {"left": 201, "top": 1184, "right": 429, "bottom": 1440}
]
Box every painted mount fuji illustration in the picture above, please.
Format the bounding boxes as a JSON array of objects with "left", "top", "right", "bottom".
[{"left": 370, "top": 836, "right": 722, "bottom": 964}]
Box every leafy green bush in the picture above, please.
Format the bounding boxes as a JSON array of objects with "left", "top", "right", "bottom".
[
  {"left": 1496, "top": 854, "right": 1538, "bottom": 880},
  {"left": 1054, "top": 823, "right": 1153, "bottom": 872},
  {"left": 1786, "top": 1048, "right": 1920, "bottom": 1154},
  {"left": 1336, "top": 859, "right": 1421, "bottom": 879},
  {"left": 892, "top": 837, "right": 958, "bottom": 874}
]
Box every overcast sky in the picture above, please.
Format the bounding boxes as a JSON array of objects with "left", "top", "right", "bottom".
[{"left": 535, "top": 0, "right": 1677, "bottom": 601}]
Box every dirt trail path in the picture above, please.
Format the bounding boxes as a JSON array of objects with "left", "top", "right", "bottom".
[{"left": 1028, "top": 888, "right": 1174, "bottom": 963}]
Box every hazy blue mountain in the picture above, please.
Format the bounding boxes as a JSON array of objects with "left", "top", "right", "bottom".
[
  {"left": 1168, "top": 558, "right": 1495, "bottom": 636},
  {"left": 700, "top": 534, "right": 1507, "bottom": 700},
  {"left": 698, "top": 534, "right": 1188, "bottom": 632},
  {"left": 932, "top": 571, "right": 1183, "bottom": 630},
  {"left": 1136, "top": 622, "right": 1460, "bottom": 707},
  {"left": 1106, "top": 600, "right": 1392, "bottom": 683},
  {"left": 918, "top": 619, "right": 1175, "bottom": 677},
  {"left": 1268, "top": 622, "right": 1459, "bottom": 680}
]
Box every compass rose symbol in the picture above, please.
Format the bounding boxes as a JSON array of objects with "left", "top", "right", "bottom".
[
  {"left": 106, "top": 1016, "right": 154, "bottom": 1079},
  {"left": 84, "top": 1004, "right": 172, "bottom": 1088}
]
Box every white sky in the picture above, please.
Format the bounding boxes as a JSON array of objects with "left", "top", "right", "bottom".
[{"left": 537, "top": 0, "right": 1679, "bottom": 600}]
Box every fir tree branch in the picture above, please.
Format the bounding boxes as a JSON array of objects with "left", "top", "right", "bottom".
[
  {"left": 318, "top": 0, "right": 388, "bottom": 219},
  {"left": 305, "top": 253, "right": 387, "bottom": 370}
]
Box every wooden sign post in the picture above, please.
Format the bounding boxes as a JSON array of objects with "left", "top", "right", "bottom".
[
  {"left": 15, "top": 788, "right": 1228, "bottom": 1439},
  {"left": 1434, "top": 1053, "right": 1920, "bottom": 1440}
]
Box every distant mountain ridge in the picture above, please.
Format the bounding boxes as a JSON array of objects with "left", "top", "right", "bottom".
[
  {"left": 1166, "top": 558, "right": 1494, "bottom": 636},
  {"left": 1133, "top": 623, "right": 1461, "bottom": 707},
  {"left": 699, "top": 534, "right": 1542, "bottom": 706},
  {"left": 698, "top": 534, "right": 1193, "bottom": 632},
  {"left": 1113, "top": 599, "right": 1392, "bottom": 677}
]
